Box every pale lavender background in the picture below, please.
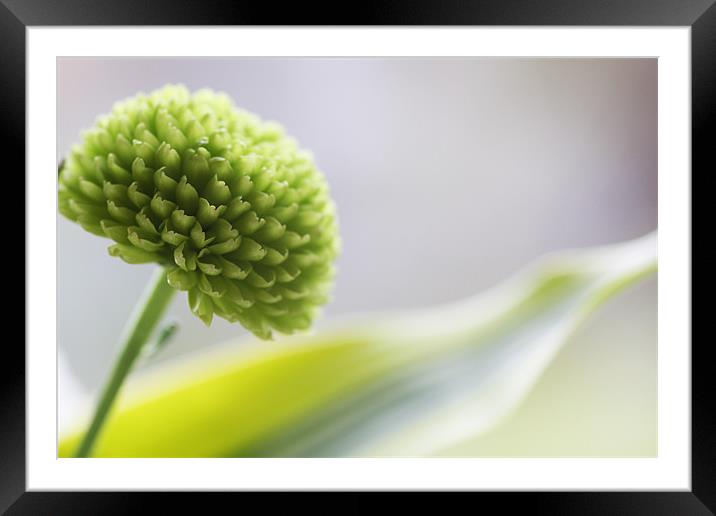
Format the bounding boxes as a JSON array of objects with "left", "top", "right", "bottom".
[{"left": 57, "top": 58, "right": 657, "bottom": 455}]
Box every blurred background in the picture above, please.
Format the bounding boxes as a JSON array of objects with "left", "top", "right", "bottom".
[{"left": 57, "top": 57, "right": 657, "bottom": 456}]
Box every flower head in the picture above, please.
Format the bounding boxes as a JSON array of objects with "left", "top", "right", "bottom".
[{"left": 59, "top": 85, "right": 339, "bottom": 339}]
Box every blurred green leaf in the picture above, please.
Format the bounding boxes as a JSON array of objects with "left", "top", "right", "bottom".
[{"left": 59, "top": 232, "right": 657, "bottom": 457}]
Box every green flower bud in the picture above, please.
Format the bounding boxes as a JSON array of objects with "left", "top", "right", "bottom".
[{"left": 59, "top": 85, "right": 340, "bottom": 339}]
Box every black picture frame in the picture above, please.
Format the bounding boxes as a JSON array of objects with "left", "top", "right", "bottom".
[{"left": 4, "top": 0, "right": 710, "bottom": 513}]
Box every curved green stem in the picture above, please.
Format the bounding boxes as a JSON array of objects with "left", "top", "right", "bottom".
[{"left": 74, "top": 267, "right": 176, "bottom": 457}]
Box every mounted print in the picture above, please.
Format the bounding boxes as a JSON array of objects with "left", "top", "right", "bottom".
[{"left": 5, "top": 0, "right": 708, "bottom": 510}]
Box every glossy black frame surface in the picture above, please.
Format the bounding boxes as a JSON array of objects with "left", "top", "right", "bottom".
[{"left": 4, "top": 1, "right": 711, "bottom": 513}]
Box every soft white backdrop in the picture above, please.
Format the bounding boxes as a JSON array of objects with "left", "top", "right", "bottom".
[{"left": 57, "top": 57, "right": 656, "bottom": 455}]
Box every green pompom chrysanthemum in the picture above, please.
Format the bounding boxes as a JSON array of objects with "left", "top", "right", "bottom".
[{"left": 59, "top": 85, "right": 339, "bottom": 339}]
